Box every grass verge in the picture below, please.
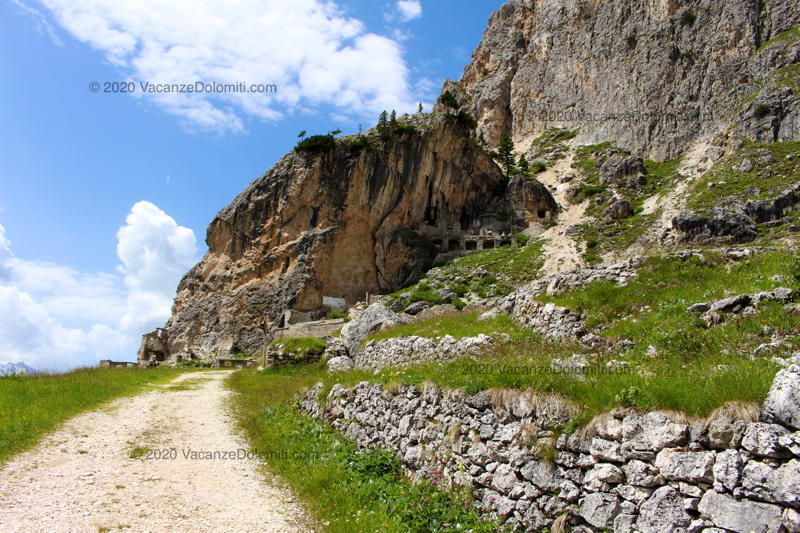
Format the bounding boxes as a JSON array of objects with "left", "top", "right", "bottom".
[
  {"left": 0, "top": 367, "right": 184, "bottom": 464},
  {"left": 226, "top": 367, "right": 498, "bottom": 533},
  {"left": 388, "top": 240, "right": 546, "bottom": 307},
  {"left": 686, "top": 141, "right": 800, "bottom": 212},
  {"left": 333, "top": 250, "right": 795, "bottom": 420}
]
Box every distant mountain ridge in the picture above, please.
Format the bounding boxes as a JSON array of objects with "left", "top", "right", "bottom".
[{"left": 0, "top": 362, "right": 37, "bottom": 376}]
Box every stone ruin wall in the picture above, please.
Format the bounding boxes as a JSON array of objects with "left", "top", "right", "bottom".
[{"left": 301, "top": 366, "right": 800, "bottom": 532}]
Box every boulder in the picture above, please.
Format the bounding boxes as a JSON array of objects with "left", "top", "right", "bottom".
[
  {"left": 506, "top": 176, "right": 559, "bottom": 228},
  {"left": 623, "top": 460, "right": 663, "bottom": 487},
  {"left": 520, "top": 461, "right": 559, "bottom": 492},
  {"left": 613, "top": 513, "right": 637, "bottom": 533},
  {"left": 655, "top": 450, "right": 716, "bottom": 483},
  {"left": 622, "top": 412, "right": 689, "bottom": 451},
  {"left": 713, "top": 450, "right": 746, "bottom": 493},
  {"left": 322, "top": 337, "right": 349, "bottom": 360},
  {"left": 583, "top": 463, "right": 624, "bottom": 492},
  {"left": 614, "top": 484, "right": 654, "bottom": 504},
  {"left": 404, "top": 301, "right": 431, "bottom": 316},
  {"left": 416, "top": 304, "right": 458, "bottom": 321},
  {"left": 491, "top": 464, "right": 519, "bottom": 495},
  {"left": 705, "top": 418, "right": 748, "bottom": 450},
  {"left": 603, "top": 198, "right": 635, "bottom": 220},
  {"left": 599, "top": 155, "right": 647, "bottom": 185},
  {"left": 672, "top": 209, "right": 758, "bottom": 244},
  {"left": 589, "top": 438, "right": 624, "bottom": 462},
  {"left": 636, "top": 486, "right": 692, "bottom": 533},
  {"left": 741, "top": 423, "right": 792, "bottom": 458},
  {"left": 698, "top": 491, "right": 783, "bottom": 533},
  {"left": 739, "top": 459, "right": 800, "bottom": 506},
  {"left": 340, "top": 303, "right": 411, "bottom": 354},
  {"left": 579, "top": 492, "right": 621, "bottom": 529},
  {"left": 779, "top": 432, "right": 800, "bottom": 457},
  {"left": 762, "top": 365, "right": 800, "bottom": 430},
  {"left": 326, "top": 356, "right": 354, "bottom": 372},
  {"left": 710, "top": 293, "right": 752, "bottom": 313},
  {"left": 687, "top": 302, "right": 711, "bottom": 313}
]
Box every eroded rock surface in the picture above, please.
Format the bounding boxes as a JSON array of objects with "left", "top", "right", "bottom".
[
  {"left": 439, "top": 0, "right": 800, "bottom": 160},
  {"left": 160, "top": 117, "right": 509, "bottom": 358}
]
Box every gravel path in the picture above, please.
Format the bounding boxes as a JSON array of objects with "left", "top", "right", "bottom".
[{"left": 0, "top": 371, "right": 312, "bottom": 533}]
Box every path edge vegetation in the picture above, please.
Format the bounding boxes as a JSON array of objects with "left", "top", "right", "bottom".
[
  {"left": 226, "top": 368, "right": 500, "bottom": 533},
  {"left": 0, "top": 367, "right": 189, "bottom": 465}
]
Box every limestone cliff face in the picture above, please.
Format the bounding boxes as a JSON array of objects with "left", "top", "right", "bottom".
[
  {"left": 164, "top": 116, "right": 511, "bottom": 357},
  {"left": 439, "top": 0, "right": 800, "bottom": 160}
]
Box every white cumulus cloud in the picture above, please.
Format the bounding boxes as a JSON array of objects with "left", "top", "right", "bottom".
[
  {"left": 117, "top": 201, "right": 199, "bottom": 334},
  {"left": 0, "top": 202, "right": 199, "bottom": 370},
  {"left": 396, "top": 0, "right": 422, "bottom": 22},
  {"left": 27, "top": 0, "right": 421, "bottom": 131}
]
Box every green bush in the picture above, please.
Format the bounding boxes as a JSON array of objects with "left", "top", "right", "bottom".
[
  {"left": 579, "top": 184, "right": 606, "bottom": 199},
  {"left": 345, "top": 135, "right": 369, "bottom": 150},
  {"left": 754, "top": 104, "right": 771, "bottom": 119},
  {"left": 659, "top": 327, "right": 711, "bottom": 361},
  {"left": 407, "top": 290, "right": 445, "bottom": 306},
  {"left": 457, "top": 110, "right": 478, "bottom": 129},
  {"left": 451, "top": 298, "right": 466, "bottom": 311},
  {"left": 463, "top": 380, "right": 487, "bottom": 395},
  {"left": 347, "top": 448, "right": 400, "bottom": 478},
  {"left": 515, "top": 233, "right": 531, "bottom": 246},
  {"left": 681, "top": 10, "right": 697, "bottom": 25},
  {"left": 327, "top": 310, "right": 347, "bottom": 320},
  {"left": 615, "top": 386, "right": 642, "bottom": 408},
  {"left": 295, "top": 134, "right": 336, "bottom": 152},
  {"left": 477, "top": 274, "right": 497, "bottom": 287},
  {"left": 393, "top": 123, "right": 418, "bottom": 135},
  {"left": 440, "top": 90, "right": 459, "bottom": 109},
  {"left": 530, "top": 161, "right": 547, "bottom": 174},
  {"left": 451, "top": 284, "right": 470, "bottom": 297}
]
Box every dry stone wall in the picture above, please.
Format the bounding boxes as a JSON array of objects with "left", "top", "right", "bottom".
[
  {"left": 356, "top": 334, "right": 495, "bottom": 370},
  {"left": 301, "top": 365, "right": 800, "bottom": 532}
]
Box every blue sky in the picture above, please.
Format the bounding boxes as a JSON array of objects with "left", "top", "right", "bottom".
[{"left": 0, "top": 0, "right": 504, "bottom": 369}]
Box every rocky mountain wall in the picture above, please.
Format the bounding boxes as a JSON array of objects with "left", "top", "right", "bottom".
[
  {"left": 439, "top": 0, "right": 800, "bottom": 160},
  {"left": 162, "top": 117, "right": 512, "bottom": 357}
]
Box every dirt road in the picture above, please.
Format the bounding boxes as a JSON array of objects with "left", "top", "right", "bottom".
[{"left": 0, "top": 371, "right": 310, "bottom": 533}]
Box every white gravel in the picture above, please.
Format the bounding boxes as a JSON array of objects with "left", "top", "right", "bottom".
[{"left": 0, "top": 371, "right": 313, "bottom": 533}]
